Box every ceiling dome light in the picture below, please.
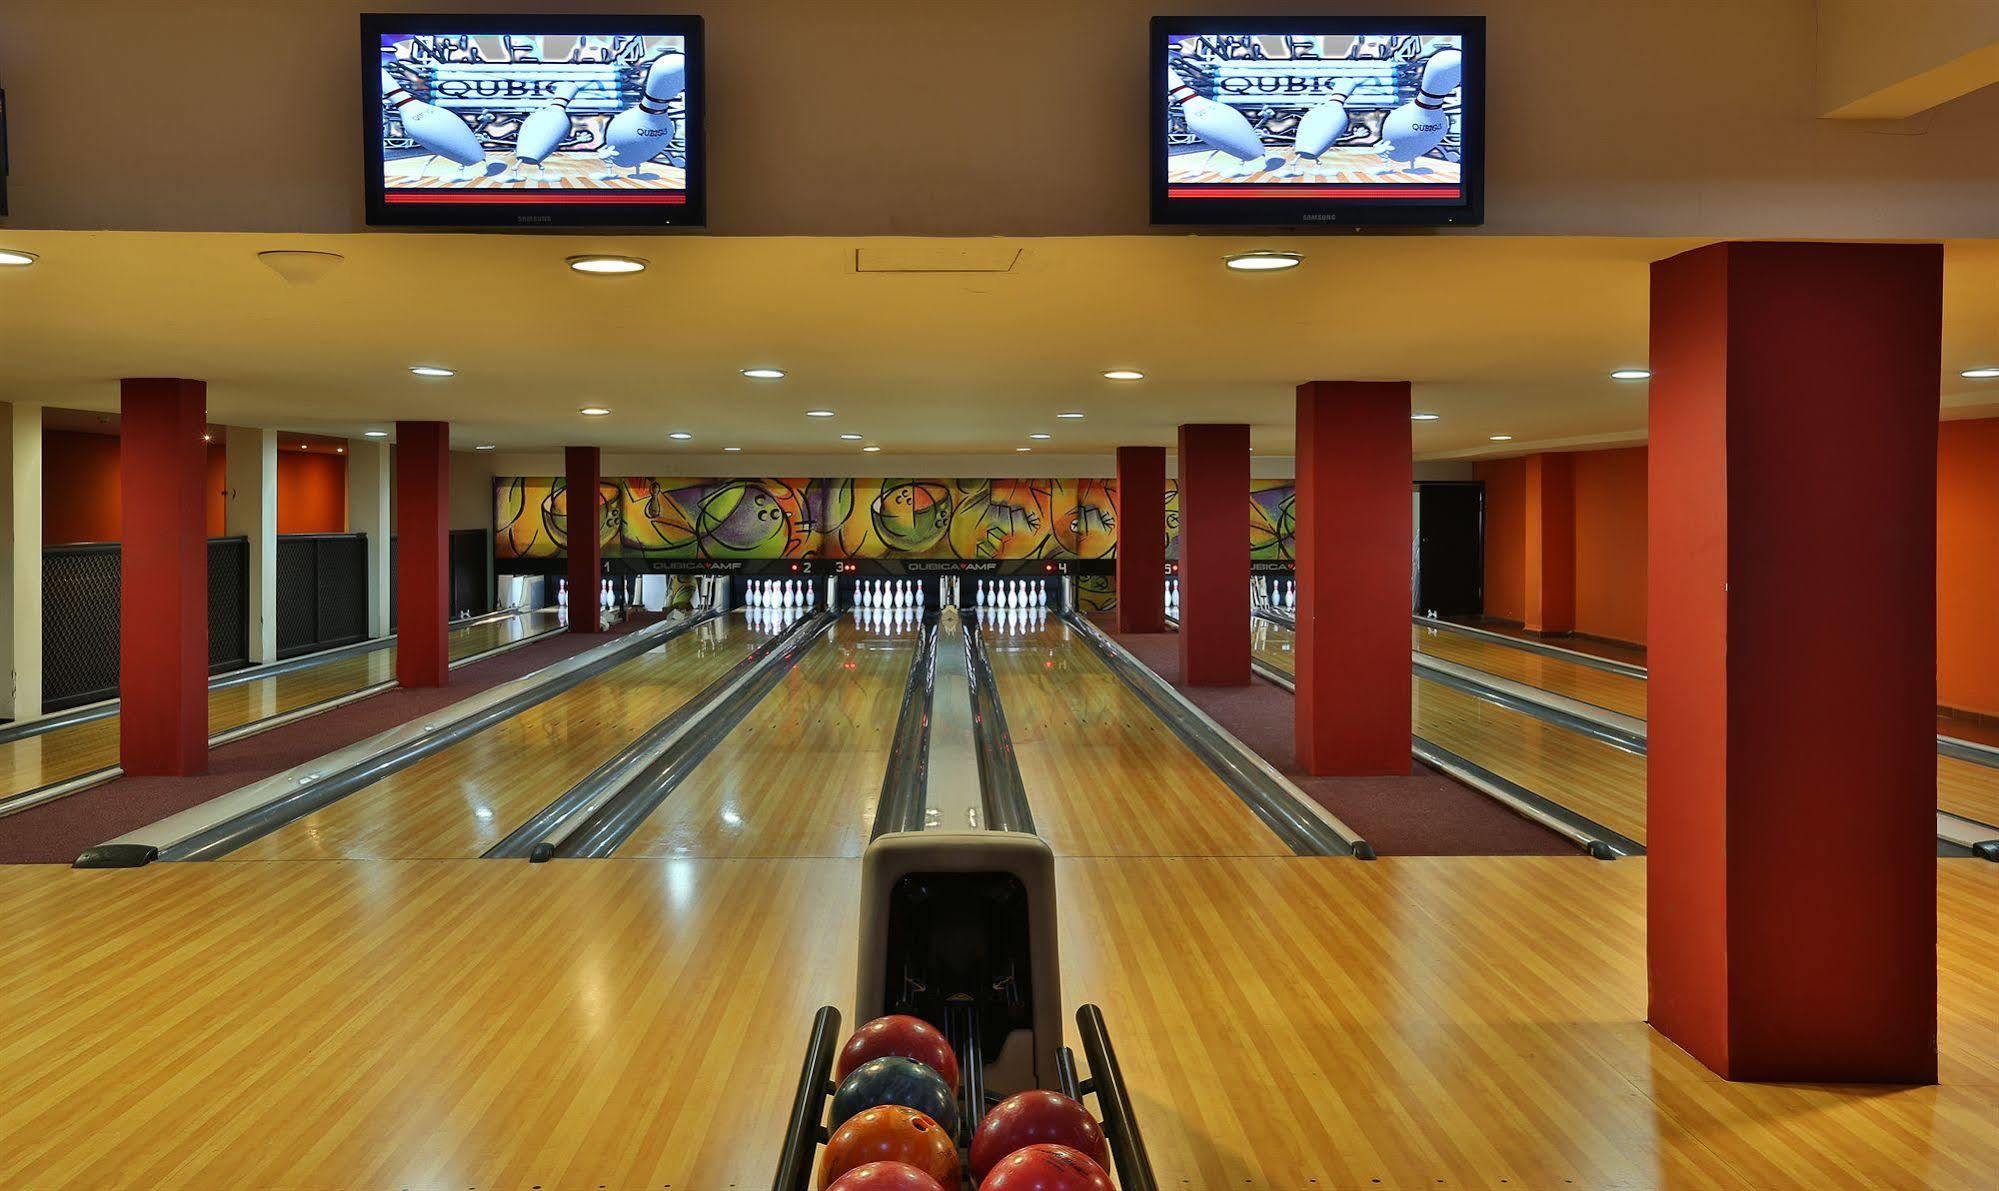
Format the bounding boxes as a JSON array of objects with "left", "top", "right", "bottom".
[
  {"left": 474, "top": 444, "right": 496, "bottom": 451},
  {"left": 741, "top": 368, "right": 786, "bottom": 380},
  {"left": 1016, "top": 446, "right": 1032, "bottom": 453},
  {"left": 255, "top": 250, "right": 343, "bottom": 285},
  {"left": 1960, "top": 367, "right": 1999, "bottom": 379},
  {"left": 567, "top": 255, "right": 648, "bottom": 275},
  {"left": 723, "top": 446, "right": 743, "bottom": 452},
  {"left": 1056, "top": 411, "right": 1085, "bottom": 420},
  {"left": 409, "top": 365, "right": 456, "bottom": 378},
  {"left": 839, "top": 433, "right": 864, "bottom": 441},
  {"left": 0, "top": 250, "right": 40, "bottom": 268},
  {"left": 862, "top": 445, "right": 882, "bottom": 453},
  {"left": 1224, "top": 250, "right": 1303, "bottom": 273},
  {"left": 1028, "top": 433, "right": 1051, "bottom": 440},
  {"left": 1489, "top": 435, "right": 1514, "bottom": 442},
  {"left": 1609, "top": 368, "right": 1651, "bottom": 381},
  {"left": 805, "top": 409, "right": 836, "bottom": 418},
  {"left": 579, "top": 407, "right": 612, "bottom": 416},
  {"left": 363, "top": 429, "right": 389, "bottom": 438},
  {"left": 668, "top": 431, "right": 693, "bottom": 440},
  {"left": 1101, "top": 369, "right": 1145, "bottom": 381},
  {"left": 1411, "top": 413, "right": 1440, "bottom": 422}
]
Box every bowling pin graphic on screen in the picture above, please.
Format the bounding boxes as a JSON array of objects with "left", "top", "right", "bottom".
[
  {"left": 1165, "top": 66, "right": 1277, "bottom": 177},
  {"left": 1378, "top": 47, "right": 1462, "bottom": 173},
  {"left": 381, "top": 67, "right": 490, "bottom": 181},
  {"left": 598, "top": 53, "right": 686, "bottom": 181}
]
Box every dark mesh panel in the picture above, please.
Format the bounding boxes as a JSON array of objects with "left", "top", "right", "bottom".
[
  {"left": 389, "top": 535, "right": 398, "bottom": 632},
  {"left": 275, "top": 537, "right": 318, "bottom": 657},
  {"left": 314, "top": 535, "right": 367, "bottom": 647},
  {"left": 41, "top": 545, "right": 121, "bottom": 710},
  {"left": 207, "top": 537, "right": 249, "bottom": 673}
]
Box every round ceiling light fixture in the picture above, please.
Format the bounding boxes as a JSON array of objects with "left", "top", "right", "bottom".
[
  {"left": 1224, "top": 250, "right": 1303, "bottom": 273},
  {"left": 566, "top": 255, "right": 648, "bottom": 275}
]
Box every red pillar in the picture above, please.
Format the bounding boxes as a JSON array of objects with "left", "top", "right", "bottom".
[
  {"left": 1115, "top": 446, "right": 1166, "bottom": 633},
  {"left": 1523, "top": 453, "right": 1576, "bottom": 635},
  {"left": 1648, "top": 241, "right": 1939, "bottom": 1083},
  {"left": 395, "top": 421, "right": 450, "bottom": 687},
  {"left": 119, "top": 378, "right": 209, "bottom": 775},
  {"left": 1176, "top": 424, "right": 1250, "bottom": 685},
  {"left": 1295, "top": 382, "right": 1411, "bottom": 775},
  {"left": 566, "top": 446, "right": 604, "bottom": 634}
]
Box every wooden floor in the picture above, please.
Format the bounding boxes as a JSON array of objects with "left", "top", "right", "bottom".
[
  {"left": 0, "top": 610, "right": 564, "bottom": 805},
  {"left": 990, "top": 619, "right": 1291, "bottom": 858},
  {"left": 1, "top": 855, "right": 1992, "bottom": 1189},
  {"left": 223, "top": 614, "right": 761, "bottom": 862},
  {"left": 1415, "top": 623, "right": 1649, "bottom": 717},
  {"left": 612, "top": 616, "right": 917, "bottom": 859}
]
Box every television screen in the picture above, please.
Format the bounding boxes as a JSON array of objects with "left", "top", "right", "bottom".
[
  {"left": 362, "top": 14, "right": 703, "bottom": 228},
  {"left": 1150, "top": 17, "right": 1483, "bottom": 227}
]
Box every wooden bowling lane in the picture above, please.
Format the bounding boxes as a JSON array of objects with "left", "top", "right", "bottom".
[
  {"left": 610, "top": 616, "right": 915, "bottom": 860},
  {"left": 989, "top": 618, "right": 1292, "bottom": 858},
  {"left": 1940, "top": 756, "right": 1999, "bottom": 829},
  {"left": 221, "top": 614, "right": 762, "bottom": 862},
  {"left": 0, "top": 609, "right": 565, "bottom": 807},
  {"left": 1058, "top": 855, "right": 1999, "bottom": 1188},
  {"left": 1415, "top": 622, "right": 1649, "bottom": 718}
]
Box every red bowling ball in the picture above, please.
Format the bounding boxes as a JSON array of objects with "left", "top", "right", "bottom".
[
  {"left": 835, "top": 1014, "right": 961, "bottom": 1092},
  {"left": 826, "top": 1160, "right": 949, "bottom": 1191},
  {"left": 977, "top": 1144, "right": 1114, "bottom": 1191},
  {"left": 969, "top": 1091, "right": 1109, "bottom": 1180}
]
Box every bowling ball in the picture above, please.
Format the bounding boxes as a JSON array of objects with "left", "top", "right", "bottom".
[
  {"left": 836, "top": 1015, "right": 961, "bottom": 1092},
  {"left": 820, "top": 1105, "right": 960, "bottom": 1189},
  {"left": 826, "top": 1161, "right": 949, "bottom": 1191},
  {"left": 969, "top": 1091, "right": 1108, "bottom": 1181},
  {"left": 831, "top": 1056, "right": 960, "bottom": 1137},
  {"left": 978, "top": 1144, "right": 1114, "bottom": 1191}
]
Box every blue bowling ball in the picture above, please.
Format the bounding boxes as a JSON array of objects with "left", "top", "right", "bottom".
[{"left": 829, "top": 1055, "right": 960, "bottom": 1137}]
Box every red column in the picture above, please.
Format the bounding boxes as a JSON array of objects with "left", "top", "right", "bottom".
[
  {"left": 1114, "top": 446, "right": 1166, "bottom": 633},
  {"left": 1295, "top": 382, "right": 1411, "bottom": 775},
  {"left": 1177, "top": 424, "right": 1250, "bottom": 685},
  {"left": 1649, "top": 241, "right": 1939, "bottom": 1083},
  {"left": 395, "top": 421, "right": 451, "bottom": 687},
  {"left": 566, "top": 446, "right": 603, "bottom": 634},
  {"left": 1523, "top": 453, "right": 1576, "bottom": 635},
  {"left": 119, "top": 378, "right": 209, "bottom": 775}
]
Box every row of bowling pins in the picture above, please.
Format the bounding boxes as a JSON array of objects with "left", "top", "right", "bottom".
[
  {"left": 974, "top": 580, "right": 1046, "bottom": 609},
  {"left": 1166, "top": 44, "right": 1463, "bottom": 178},
  {"left": 853, "top": 579, "right": 926, "bottom": 610},
  {"left": 979, "top": 605, "right": 1048, "bottom": 634},
  {"left": 851, "top": 603, "right": 923, "bottom": 633},
  {"left": 745, "top": 604, "right": 809, "bottom": 633},
  {"left": 553, "top": 578, "right": 621, "bottom": 608},
  {"left": 746, "top": 578, "right": 817, "bottom": 609},
  {"left": 1254, "top": 577, "right": 1298, "bottom": 612},
  {"left": 381, "top": 51, "right": 686, "bottom": 183}
]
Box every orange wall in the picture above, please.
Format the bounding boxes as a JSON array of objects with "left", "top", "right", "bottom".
[
  {"left": 1572, "top": 447, "right": 1649, "bottom": 644},
  {"left": 1940, "top": 419, "right": 1999, "bottom": 718},
  {"left": 1476, "top": 459, "right": 1526, "bottom": 624},
  {"left": 277, "top": 450, "right": 347, "bottom": 533},
  {"left": 43, "top": 429, "right": 226, "bottom": 544}
]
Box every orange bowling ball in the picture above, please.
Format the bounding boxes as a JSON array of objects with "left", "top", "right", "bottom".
[{"left": 820, "top": 1106, "right": 961, "bottom": 1189}]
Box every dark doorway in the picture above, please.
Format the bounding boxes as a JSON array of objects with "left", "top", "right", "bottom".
[
  {"left": 1415, "top": 482, "right": 1483, "bottom": 617},
  {"left": 450, "top": 529, "right": 492, "bottom": 619}
]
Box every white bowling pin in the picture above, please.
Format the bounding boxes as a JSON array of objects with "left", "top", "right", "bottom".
[
  {"left": 1286, "top": 580, "right": 1297, "bottom": 611},
  {"left": 513, "top": 80, "right": 584, "bottom": 178},
  {"left": 556, "top": 579, "right": 568, "bottom": 608},
  {"left": 1379, "top": 49, "right": 1461, "bottom": 169},
  {"left": 381, "top": 68, "right": 488, "bottom": 178},
  {"left": 600, "top": 53, "right": 686, "bottom": 180},
  {"left": 1283, "top": 78, "right": 1359, "bottom": 178},
  {"left": 1165, "top": 66, "right": 1276, "bottom": 174}
]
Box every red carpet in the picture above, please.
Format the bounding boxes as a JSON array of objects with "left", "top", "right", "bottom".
[
  {"left": 0, "top": 615, "right": 664, "bottom": 865},
  {"left": 1102, "top": 622, "right": 1570, "bottom": 856}
]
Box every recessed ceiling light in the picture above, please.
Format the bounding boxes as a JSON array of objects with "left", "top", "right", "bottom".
[
  {"left": 475, "top": 444, "right": 496, "bottom": 451},
  {"left": 1610, "top": 368, "right": 1652, "bottom": 381},
  {"left": 1224, "top": 250, "right": 1303, "bottom": 272},
  {"left": 741, "top": 368, "right": 786, "bottom": 380},
  {"left": 806, "top": 409, "right": 836, "bottom": 418},
  {"left": 580, "top": 407, "right": 612, "bottom": 416},
  {"left": 0, "top": 250, "right": 39, "bottom": 268},
  {"left": 668, "top": 431, "right": 693, "bottom": 440},
  {"left": 1489, "top": 435, "right": 1514, "bottom": 442},
  {"left": 839, "top": 433, "right": 864, "bottom": 440},
  {"left": 364, "top": 430, "right": 389, "bottom": 438},
  {"left": 723, "top": 446, "right": 743, "bottom": 452},
  {"left": 862, "top": 445, "right": 882, "bottom": 453},
  {"left": 1102, "top": 369, "right": 1145, "bottom": 381},
  {"left": 1411, "top": 413, "right": 1441, "bottom": 422},
  {"left": 201, "top": 433, "right": 213, "bottom": 442},
  {"left": 336, "top": 446, "right": 346, "bottom": 454},
  {"left": 566, "top": 255, "right": 647, "bottom": 275},
  {"left": 1016, "top": 446, "right": 1032, "bottom": 453},
  {"left": 408, "top": 365, "right": 456, "bottom": 378},
  {"left": 1028, "top": 433, "right": 1051, "bottom": 440},
  {"left": 1056, "top": 411, "right": 1085, "bottom": 419},
  {"left": 299, "top": 444, "right": 310, "bottom": 450},
  {"left": 1960, "top": 367, "right": 1999, "bottom": 379}
]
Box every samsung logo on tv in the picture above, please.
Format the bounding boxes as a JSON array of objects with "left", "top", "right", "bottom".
[{"left": 513, "top": 215, "right": 554, "bottom": 224}]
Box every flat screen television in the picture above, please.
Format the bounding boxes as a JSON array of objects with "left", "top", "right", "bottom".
[
  {"left": 362, "top": 13, "right": 704, "bottom": 227},
  {"left": 1150, "top": 16, "right": 1484, "bottom": 227}
]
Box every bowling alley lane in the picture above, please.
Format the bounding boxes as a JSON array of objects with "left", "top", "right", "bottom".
[
  {"left": 220, "top": 612, "right": 761, "bottom": 862},
  {"left": 988, "top": 617, "right": 1293, "bottom": 858},
  {"left": 0, "top": 608, "right": 566, "bottom": 807},
  {"left": 610, "top": 614, "right": 916, "bottom": 859},
  {"left": 1413, "top": 622, "right": 1648, "bottom": 718}
]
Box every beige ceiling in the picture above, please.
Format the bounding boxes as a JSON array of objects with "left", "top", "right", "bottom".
[{"left": 2, "top": 231, "right": 1997, "bottom": 462}]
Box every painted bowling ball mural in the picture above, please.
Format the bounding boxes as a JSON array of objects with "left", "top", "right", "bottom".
[
  {"left": 693, "top": 480, "right": 804, "bottom": 558},
  {"left": 871, "top": 480, "right": 954, "bottom": 556},
  {"left": 1250, "top": 483, "right": 1295, "bottom": 561},
  {"left": 1053, "top": 479, "right": 1116, "bottom": 559},
  {"left": 621, "top": 478, "right": 700, "bottom": 555},
  {"left": 948, "top": 480, "right": 1056, "bottom": 561}
]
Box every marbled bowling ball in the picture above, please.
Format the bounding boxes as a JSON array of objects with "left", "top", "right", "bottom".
[{"left": 830, "top": 1056, "right": 959, "bottom": 1137}]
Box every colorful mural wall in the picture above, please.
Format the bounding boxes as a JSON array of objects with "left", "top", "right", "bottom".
[{"left": 497, "top": 476, "right": 1296, "bottom": 609}]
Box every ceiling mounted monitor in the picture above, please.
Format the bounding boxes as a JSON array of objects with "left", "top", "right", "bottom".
[
  {"left": 1150, "top": 16, "right": 1484, "bottom": 228},
  {"left": 362, "top": 13, "right": 704, "bottom": 228}
]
